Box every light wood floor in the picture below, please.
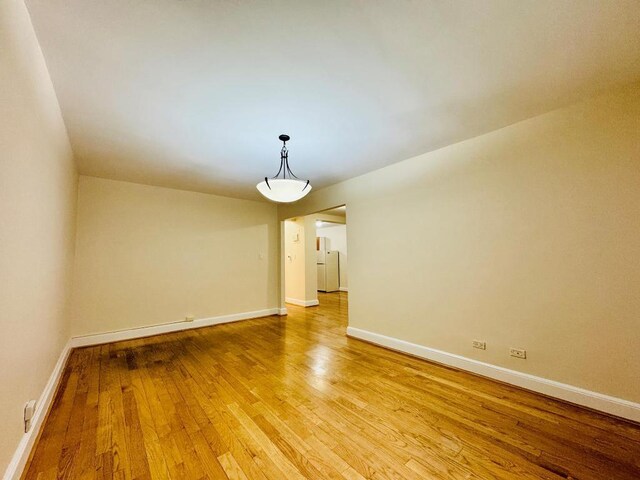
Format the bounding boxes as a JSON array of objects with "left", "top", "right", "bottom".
[{"left": 24, "top": 292, "right": 640, "bottom": 479}]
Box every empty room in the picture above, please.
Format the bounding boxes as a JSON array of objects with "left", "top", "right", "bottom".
[{"left": 2, "top": 0, "right": 640, "bottom": 479}]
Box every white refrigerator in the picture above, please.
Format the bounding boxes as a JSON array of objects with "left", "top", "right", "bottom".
[{"left": 317, "top": 237, "right": 339, "bottom": 292}]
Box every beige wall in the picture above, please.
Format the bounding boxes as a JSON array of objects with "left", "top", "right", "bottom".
[
  {"left": 279, "top": 83, "right": 640, "bottom": 403},
  {"left": 283, "top": 216, "right": 318, "bottom": 305},
  {"left": 70, "top": 176, "right": 279, "bottom": 336},
  {"left": 314, "top": 213, "right": 346, "bottom": 225},
  {"left": 303, "top": 215, "right": 318, "bottom": 302},
  {"left": 284, "top": 219, "right": 306, "bottom": 302},
  {"left": 0, "top": 0, "right": 77, "bottom": 472}
]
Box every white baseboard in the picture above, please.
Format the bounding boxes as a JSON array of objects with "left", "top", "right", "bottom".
[
  {"left": 70, "top": 308, "right": 280, "bottom": 348},
  {"left": 339, "top": 287, "right": 349, "bottom": 292},
  {"left": 2, "top": 340, "right": 72, "bottom": 480},
  {"left": 347, "top": 326, "right": 640, "bottom": 423},
  {"left": 285, "top": 298, "right": 319, "bottom": 307},
  {"left": 278, "top": 307, "right": 288, "bottom": 316}
]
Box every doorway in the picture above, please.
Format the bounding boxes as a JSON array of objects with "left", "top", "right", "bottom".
[
  {"left": 315, "top": 206, "right": 347, "bottom": 295},
  {"left": 282, "top": 205, "right": 347, "bottom": 309}
]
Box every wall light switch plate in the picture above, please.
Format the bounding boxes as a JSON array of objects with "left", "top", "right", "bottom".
[{"left": 472, "top": 340, "right": 486, "bottom": 350}]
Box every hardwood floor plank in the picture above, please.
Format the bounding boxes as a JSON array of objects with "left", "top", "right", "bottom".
[{"left": 217, "top": 452, "right": 248, "bottom": 480}]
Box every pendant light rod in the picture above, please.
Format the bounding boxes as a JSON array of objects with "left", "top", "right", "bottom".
[
  {"left": 270, "top": 134, "right": 303, "bottom": 180},
  {"left": 256, "top": 134, "right": 312, "bottom": 203}
]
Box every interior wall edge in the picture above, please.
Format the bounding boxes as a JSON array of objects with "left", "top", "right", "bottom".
[
  {"left": 284, "top": 298, "right": 320, "bottom": 307},
  {"left": 276, "top": 81, "right": 640, "bottom": 222},
  {"left": 69, "top": 307, "right": 281, "bottom": 348},
  {"left": 347, "top": 326, "right": 640, "bottom": 423}
]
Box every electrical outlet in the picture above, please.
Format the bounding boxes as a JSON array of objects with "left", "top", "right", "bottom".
[
  {"left": 472, "top": 340, "right": 486, "bottom": 350},
  {"left": 185, "top": 315, "right": 195, "bottom": 323},
  {"left": 24, "top": 400, "right": 36, "bottom": 432},
  {"left": 510, "top": 347, "right": 526, "bottom": 359}
]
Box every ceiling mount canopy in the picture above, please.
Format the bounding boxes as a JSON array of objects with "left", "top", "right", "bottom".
[{"left": 256, "top": 134, "right": 312, "bottom": 203}]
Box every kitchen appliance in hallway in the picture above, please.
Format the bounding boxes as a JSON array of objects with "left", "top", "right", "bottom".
[{"left": 317, "top": 237, "right": 339, "bottom": 292}]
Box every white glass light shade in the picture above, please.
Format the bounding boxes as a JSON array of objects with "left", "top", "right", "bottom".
[{"left": 256, "top": 178, "right": 312, "bottom": 203}]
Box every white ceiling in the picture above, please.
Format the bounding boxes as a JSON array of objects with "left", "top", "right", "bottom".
[{"left": 26, "top": 0, "right": 640, "bottom": 201}]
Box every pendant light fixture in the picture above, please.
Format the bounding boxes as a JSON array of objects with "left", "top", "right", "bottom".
[{"left": 256, "top": 134, "right": 312, "bottom": 203}]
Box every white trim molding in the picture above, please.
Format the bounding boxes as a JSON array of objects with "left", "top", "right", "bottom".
[
  {"left": 347, "top": 326, "right": 640, "bottom": 423},
  {"left": 3, "top": 341, "right": 72, "bottom": 480},
  {"left": 285, "top": 298, "right": 320, "bottom": 307},
  {"left": 70, "top": 308, "right": 280, "bottom": 348},
  {"left": 339, "top": 287, "right": 349, "bottom": 292},
  {"left": 278, "top": 307, "right": 288, "bottom": 316}
]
